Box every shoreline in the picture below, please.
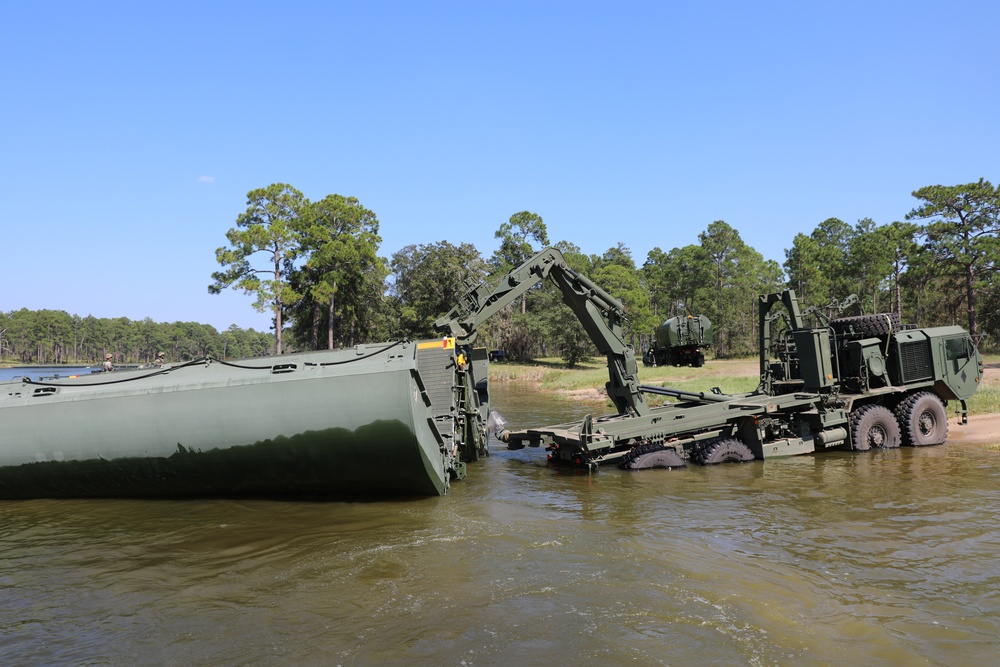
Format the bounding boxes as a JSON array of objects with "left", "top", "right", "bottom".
[{"left": 948, "top": 412, "right": 1000, "bottom": 447}]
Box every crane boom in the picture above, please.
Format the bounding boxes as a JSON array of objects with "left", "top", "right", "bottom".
[{"left": 434, "top": 247, "right": 648, "bottom": 417}]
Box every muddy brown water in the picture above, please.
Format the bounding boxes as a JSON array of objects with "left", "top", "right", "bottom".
[{"left": 2, "top": 382, "right": 999, "bottom": 666}]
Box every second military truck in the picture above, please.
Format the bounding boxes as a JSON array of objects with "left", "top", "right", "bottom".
[{"left": 646, "top": 314, "right": 713, "bottom": 367}]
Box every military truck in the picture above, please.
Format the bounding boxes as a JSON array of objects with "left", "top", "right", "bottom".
[
  {"left": 502, "top": 289, "right": 983, "bottom": 469},
  {"left": 646, "top": 314, "right": 712, "bottom": 367}
]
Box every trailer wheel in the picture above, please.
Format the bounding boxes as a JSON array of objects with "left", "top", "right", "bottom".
[
  {"left": 620, "top": 443, "right": 686, "bottom": 470},
  {"left": 894, "top": 392, "right": 948, "bottom": 446},
  {"left": 692, "top": 438, "right": 755, "bottom": 465},
  {"left": 849, "top": 404, "right": 900, "bottom": 451}
]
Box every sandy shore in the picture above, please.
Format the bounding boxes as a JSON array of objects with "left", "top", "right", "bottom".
[
  {"left": 948, "top": 412, "right": 1000, "bottom": 445},
  {"left": 944, "top": 364, "right": 1000, "bottom": 446}
]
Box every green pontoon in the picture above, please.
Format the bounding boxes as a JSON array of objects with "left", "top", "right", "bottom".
[
  {"left": 0, "top": 246, "right": 647, "bottom": 500},
  {"left": 0, "top": 338, "right": 490, "bottom": 499}
]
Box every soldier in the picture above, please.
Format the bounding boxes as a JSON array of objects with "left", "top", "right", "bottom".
[
  {"left": 154, "top": 351, "right": 166, "bottom": 366},
  {"left": 103, "top": 353, "right": 115, "bottom": 372}
]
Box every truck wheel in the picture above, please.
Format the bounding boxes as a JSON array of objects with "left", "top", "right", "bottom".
[
  {"left": 849, "top": 404, "right": 900, "bottom": 451},
  {"left": 693, "top": 353, "right": 705, "bottom": 368},
  {"left": 894, "top": 392, "right": 948, "bottom": 446},
  {"left": 692, "top": 438, "right": 755, "bottom": 465},
  {"left": 830, "top": 313, "right": 901, "bottom": 338},
  {"left": 620, "top": 443, "right": 686, "bottom": 470}
]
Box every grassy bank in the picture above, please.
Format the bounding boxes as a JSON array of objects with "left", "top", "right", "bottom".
[
  {"left": 971, "top": 358, "right": 1000, "bottom": 415},
  {"left": 489, "top": 355, "right": 1000, "bottom": 416},
  {"left": 489, "top": 357, "right": 759, "bottom": 408}
]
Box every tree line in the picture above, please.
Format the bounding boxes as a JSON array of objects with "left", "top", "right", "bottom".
[
  {"left": 6, "top": 179, "right": 996, "bottom": 367},
  {"left": 207, "top": 179, "right": 999, "bottom": 364},
  {"left": 0, "top": 312, "right": 273, "bottom": 366}
]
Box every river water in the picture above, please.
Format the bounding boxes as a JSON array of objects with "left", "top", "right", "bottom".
[
  {"left": 0, "top": 366, "right": 98, "bottom": 382},
  {"left": 2, "top": 381, "right": 999, "bottom": 665}
]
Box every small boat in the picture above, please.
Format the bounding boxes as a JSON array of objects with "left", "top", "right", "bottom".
[{"left": 0, "top": 339, "right": 490, "bottom": 499}]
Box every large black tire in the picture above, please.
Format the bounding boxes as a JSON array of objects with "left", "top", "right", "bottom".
[
  {"left": 620, "top": 444, "right": 686, "bottom": 470},
  {"left": 894, "top": 392, "right": 949, "bottom": 446},
  {"left": 692, "top": 438, "right": 755, "bottom": 465},
  {"left": 830, "top": 313, "right": 901, "bottom": 338},
  {"left": 849, "top": 404, "right": 901, "bottom": 451}
]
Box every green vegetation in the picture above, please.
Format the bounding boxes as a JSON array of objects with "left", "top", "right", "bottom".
[
  {"left": 489, "top": 357, "right": 760, "bottom": 412},
  {"left": 209, "top": 184, "right": 387, "bottom": 355},
  {"left": 492, "top": 357, "right": 754, "bottom": 394},
  {"left": 0, "top": 312, "right": 271, "bottom": 366},
  {"left": 968, "top": 355, "right": 1000, "bottom": 416},
  {"left": 6, "top": 179, "right": 1000, "bottom": 367},
  {"left": 209, "top": 183, "right": 306, "bottom": 354}
]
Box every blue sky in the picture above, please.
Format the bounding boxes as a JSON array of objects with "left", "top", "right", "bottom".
[{"left": 3, "top": 1, "right": 998, "bottom": 332}]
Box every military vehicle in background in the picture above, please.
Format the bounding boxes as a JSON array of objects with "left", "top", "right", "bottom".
[
  {"left": 504, "top": 289, "right": 982, "bottom": 470},
  {"left": 645, "top": 314, "right": 713, "bottom": 367}
]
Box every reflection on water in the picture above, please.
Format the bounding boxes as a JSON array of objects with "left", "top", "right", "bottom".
[{"left": 1, "top": 382, "right": 999, "bottom": 665}]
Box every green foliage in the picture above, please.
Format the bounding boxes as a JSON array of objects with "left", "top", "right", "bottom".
[
  {"left": 906, "top": 178, "right": 1000, "bottom": 340},
  {"left": 593, "top": 242, "right": 635, "bottom": 272},
  {"left": 783, "top": 217, "right": 855, "bottom": 306},
  {"left": 492, "top": 211, "right": 549, "bottom": 273},
  {"left": 211, "top": 185, "right": 395, "bottom": 353},
  {"left": 642, "top": 244, "right": 713, "bottom": 321},
  {"left": 876, "top": 220, "right": 919, "bottom": 315},
  {"left": 696, "top": 221, "right": 780, "bottom": 357},
  {"left": 531, "top": 242, "right": 596, "bottom": 365},
  {"left": 389, "top": 241, "right": 488, "bottom": 339},
  {"left": 787, "top": 217, "right": 923, "bottom": 320},
  {"left": 490, "top": 358, "right": 761, "bottom": 405},
  {"left": 0, "top": 308, "right": 273, "bottom": 365},
  {"left": 288, "top": 194, "right": 387, "bottom": 349},
  {"left": 489, "top": 211, "right": 550, "bottom": 322},
  {"left": 209, "top": 183, "right": 307, "bottom": 353},
  {"left": 591, "top": 247, "right": 654, "bottom": 342},
  {"left": 847, "top": 218, "right": 893, "bottom": 312},
  {"left": 111, "top": 179, "right": 1000, "bottom": 375},
  {"left": 472, "top": 211, "right": 552, "bottom": 359}
]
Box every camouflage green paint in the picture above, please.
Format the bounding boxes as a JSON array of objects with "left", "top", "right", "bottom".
[
  {"left": 0, "top": 419, "right": 442, "bottom": 499},
  {"left": 0, "top": 340, "right": 461, "bottom": 499}
]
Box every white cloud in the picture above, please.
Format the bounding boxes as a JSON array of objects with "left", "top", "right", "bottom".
[{"left": 198, "top": 175, "right": 216, "bottom": 184}]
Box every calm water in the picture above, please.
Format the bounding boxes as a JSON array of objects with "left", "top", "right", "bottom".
[
  {"left": 0, "top": 366, "right": 96, "bottom": 382},
  {"left": 2, "top": 382, "right": 999, "bottom": 666}
]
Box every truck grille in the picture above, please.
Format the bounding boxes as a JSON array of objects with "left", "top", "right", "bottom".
[{"left": 898, "top": 340, "right": 933, "bottom": 383}]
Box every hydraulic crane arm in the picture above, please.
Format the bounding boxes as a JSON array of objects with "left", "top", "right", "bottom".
[{"left": 435, "top": 247, "right": 649, "bottom": 417}]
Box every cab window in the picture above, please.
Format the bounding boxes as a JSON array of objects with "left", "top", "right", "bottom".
[{"left": 945, "top": 337, "right": 969, "bottom": 361}]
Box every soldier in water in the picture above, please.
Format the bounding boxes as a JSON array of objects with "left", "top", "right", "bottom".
[{"left": 103, "top": 353, "right": 115, "bottom": 372}]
